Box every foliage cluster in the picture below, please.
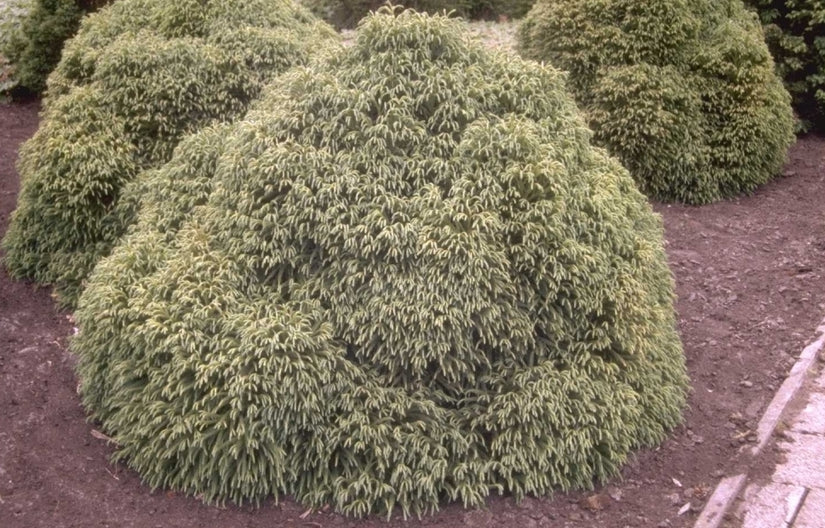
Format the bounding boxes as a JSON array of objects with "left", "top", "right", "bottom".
[
  {"left": 746, "top": 0, "right": 825, "bottom": 132},
  {"left": 73, "top": 9, "right": 688, "bottom": 517},
  {"left": 302, "top": 0, "right": 534, "bottom": 29},
  {"left": 1, "top": 0, "right": 91, "bottom": 94},
  {"left": 482, "top": 0, "right": 535, "bottom": 19},
  {"left": 2, "top": 0, "right": 338, "bottom": 307},
  {"left": 518, "top": 0, "right": 795, "bottom": 204},
  {"left": 0, "top": 0, "right": 31, "bottom": 94}
]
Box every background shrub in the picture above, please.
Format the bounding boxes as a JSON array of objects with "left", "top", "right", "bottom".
[
  {"left": 0, "top": 0, "right": 104, "bottom": 94},
  {"left": 746, "top": 0, "right": 825, "bottom": 132},
  {"left": 488, "top": 0, "right": 535, "bottom": 18},
  {"left": 2, "top": 0, "right": 338, "bottom": 307},
  {"left": 73, "top": 8, "right": 687, "bottom": 516},
  {"left": 301, "top": 0, "right": 535, "bottom": 29},
  {"left": 0, "top": 0, "right": 32, "bottom": 94},
  {"left": 518, "top": 0, "right": 795, "bottom": 204}
]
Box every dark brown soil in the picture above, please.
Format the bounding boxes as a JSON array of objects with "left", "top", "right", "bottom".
[{"left": 1, "top": 100, "right": 824, "bottom": 528}]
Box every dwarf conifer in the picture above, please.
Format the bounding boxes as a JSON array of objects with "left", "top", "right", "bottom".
[
  {"left": 746, "top": 0, "right": 825, "bottom": 132},
  {"left": 1, "top": 0, "right": 338, "bottom": 307},
  {"left": 518, "top": 0, "right": 795, "bottom": 204},
  {"left": 73, "top": 8, "right": 688, "bottom": 517},
  {"left": 302, "top": 0, "right": 534, "bottom": 29},
  {"left": 0, "top": 0, "right": 33, "bottom": 94},
  {"left": 2, "top": 0, "right": 84, "bottom": 94}
]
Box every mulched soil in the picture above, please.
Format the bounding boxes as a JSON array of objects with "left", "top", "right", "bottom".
[{"left": 1, "top": 100, "right": 824, "bottom": 528}]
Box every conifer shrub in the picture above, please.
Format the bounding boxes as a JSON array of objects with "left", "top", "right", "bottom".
[
  {"left": 486, "top": 0, "right": 535, "bottom": 19},
  {"left": 517, "top": 0, "right": 795, "bottom": 204},
  {"left": 0, "top": 0, "right": 32, "bottom": 94},
  {"left": 1, "top": 0, "right": 83, "bottom": 94},
  {"left": 2, "top": 0, "right": 338, "bottom": 307},
  {"left": 302, "top": 0, "right": 466, "bottom": 29},
  {"left": 746, "top": 0, "right": 825, "bottom": 132},
  {"left": 302, "top": 0, "right": 534, "bottom": 29},
  {"left": 0, "top": 0, "right": 110, "bottom": 94},
  {"left": 73, "top": 8, "right": 688, "bottom": 517}
]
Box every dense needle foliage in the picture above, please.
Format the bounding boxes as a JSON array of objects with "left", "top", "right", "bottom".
[
  {"left": 1, "top": 0, "right": 338, "bottom": 307},
  {"left": 2, "top": 0, "right": 83, "bottom": 94},
  {"left": 746, "top": 0, "right": 825, "bottom": 131},
  {"left": 73, "top": 9, "right": 688, "bottom": 517},
  {"left": 302, "top": 0, "right": 534, "bottom": 29},
  {"left": 1, "top": 0, "right": 110, "bottom": 94},
  {"left": 303, "top": 0, "right": 467, "bottom": 29},
  {"left": 0, "top": 0, "right": 31, "bottom": 94},
  {"left": 518, "top": 0, "right": 795, "bottom": 204}
]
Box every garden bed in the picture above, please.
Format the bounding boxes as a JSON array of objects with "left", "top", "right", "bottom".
[{"left": 1, "top": 82, "right": 824, "bottom": 528}]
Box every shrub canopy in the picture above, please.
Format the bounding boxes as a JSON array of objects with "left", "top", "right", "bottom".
[
  {"left": 518, "top": 0, "right": 795, "bottom": 204},
  {"left": 747, "top": 0, "right": 825, "bottom": 132},
  {"left": 302, "top": 0, "right": 534, "bottom": 30},
  {"left": 73, "top": 8, "right": 688, "bottom": 517},
  {"left": 2, "top": 0, "right": 83, "bottom": 94},
  {"left": 0, "top": 0, "right": 32, "bottom": 94},
  {"left": 1, "top": 0, "right": 110, "bottom": 94},
  {"left": 2, "top": 0, "right": 337, "bottom": 307}
]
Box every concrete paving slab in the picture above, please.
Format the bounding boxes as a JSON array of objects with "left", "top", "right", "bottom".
[
  {"left": 775, "top": 432, "right": 825, "bottom": 490},
  {"left": 791, "top": 392, "right": 825, "bottom": 435},
  {"left": 793, "top": 489, "right": 825, "bottom": 528},
  {"left": 695, "top": 320, "right": 825, "bottom": 528},
  {"left": 741, "top": 482, "right": 806, "bottom": 528}
]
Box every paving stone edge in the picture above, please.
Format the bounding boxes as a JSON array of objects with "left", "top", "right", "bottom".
[{"left": 693, "top": 318, "right": 825, "bottom": 528}]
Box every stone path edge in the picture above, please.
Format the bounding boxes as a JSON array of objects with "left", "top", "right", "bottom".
[{"left": 693, "top": 317, "right": 825, "bottom": 528}]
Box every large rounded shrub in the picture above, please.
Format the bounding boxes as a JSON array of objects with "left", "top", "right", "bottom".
[
  {"left": 2, "top": 0, "right": 338, "bottom": 307},
  {"left": 73, "top": 8, "right": 688, "bottom": 517},
  {"left": 518, "top": 0, "right": 795, "bottom": 204},
  {"left": 747, "top": 0, "right": 825, "bottom": 132}
]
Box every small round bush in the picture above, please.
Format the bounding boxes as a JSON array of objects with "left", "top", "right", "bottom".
[
  {"left": 518, "top": 0, "right": 795, "bottom": 204},
  {"left": 747, "top": 0, "right": 825, "bottom": 132},
  {"left": 73, "top": 8, "right": 688, "bottom": 517},
  {"left": 2, "top": 0, "right": 338, "bottom": 307}
]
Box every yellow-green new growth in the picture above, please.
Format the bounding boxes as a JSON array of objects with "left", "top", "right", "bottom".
[{"left": 73, "top": 7, "right": 688, "bottom": 518}]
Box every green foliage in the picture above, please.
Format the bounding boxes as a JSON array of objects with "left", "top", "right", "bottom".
[
  {"left": 0, "top": 0, "right": 31, "bottom": 94},
  {"left": 2, "top": 0, "right": 338, "bottom": 308},
  {"left": 746, "top": 0, "right": 825, "bottom": 131},
  {"left": 2, "top": 0, "right": 83, "bottom": 94},
  {"left": 302, "top": 0, "right": 465, "bottom": 29},
  {"left": 0, "top": 0, "right": 31, "bottom": 48},
  {"left": 73, "top": 8, "right": 688, "bottom": 517},
  {"left": 0, "top": 0, "right": 113, "bottom": 94},
  {"left": 518, "top": 0, "right": 795, "bottom": 204},
  {"left": 486, "top": 0, "right": 535, "bottom": 18},
  {"left": 301, "top": 0, "right": 534, "bottom": 29}
]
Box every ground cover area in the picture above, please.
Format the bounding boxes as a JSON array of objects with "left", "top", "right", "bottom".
[{"left": 2, "top": 34, "right": 825, "bottom": 528}]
